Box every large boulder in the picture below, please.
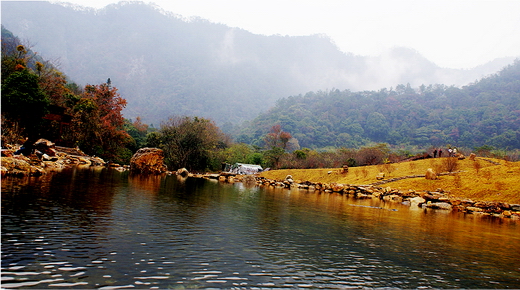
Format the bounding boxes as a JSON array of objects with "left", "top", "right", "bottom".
[
  {"left": 34, "top": 139, "right": 56, "bottom": 156},
  {"left": 176, "top": 168, "right": 189, "bottom": 177},
  {"left": 130, "top": 148, "right": 168, "bottom": 174}
]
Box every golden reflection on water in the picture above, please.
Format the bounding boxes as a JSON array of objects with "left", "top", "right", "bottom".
[
  {"left": 127, "top": 173, "right": 164, "bottom": 194},
  {"left": 262, "top": 186, "right": 520, "bottom": 263}
]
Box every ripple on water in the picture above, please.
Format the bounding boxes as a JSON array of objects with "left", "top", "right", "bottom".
[{"left": 2, "top": 173, "right": 519, "bottom": 289}]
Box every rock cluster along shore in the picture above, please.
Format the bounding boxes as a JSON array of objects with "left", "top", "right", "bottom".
[
  {"left": 1, "top": 140, "right": 115, "bottom": 176},
  {"left": 191, "top": 172, "right": 520, "bottom": 219}
]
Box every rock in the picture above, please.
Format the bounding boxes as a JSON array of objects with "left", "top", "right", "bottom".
[
  {"left": 78, "top": 157, "right": 92, "bottom": 165},
  {"left": 383, "top": 194, "right": 403, "bottom": 202},
  {"left": 176, "top": 168, "right": 189, "bottom": 177},
  {"left": 30, "top": 166, "right": 46, "bottom": 176},
  {"left": 456, "top": 153, "right": 465, "bottom": 160},
  {"left": 34, "top": 139, "right": 56, "bottom": 156},
  {"left": 409, "top": 196, "right": 426, "bottom": 207},
  {"left": 90, "top": 157, "right": 106, "bottom": 166},
  {"left": 466, "top": 206, "right": 484, "bottom": 213},
  {"left": 1, "top": 157, "right": 32, "bottom": 173},
  {"left": 43, "top": 160, "right": 65, "bottom": 171},
  {"left": 0, "top": 156, "right": 48, "bottom": 176},
  {"left": 425, "top": 202, "right": 452, "bottom": 210},
  {"left": 42, "top": 154, "right": 59, "bottom": 162},
  {"left": 498, "top": 203, "right": 511, "bottom": 210},
  {"left": 425, "top": 168, "right": 438, "bottom": 180},
  {"left": 1, "top": 149, "right": 14, "bottom": 157},
  {"left": 469, "top": 153, "right": 476, "bottom": 161},
  {"left": 55, "top": 146, "right": 88, "bottom": 156},
  {"left": 130, "top": 148, "right": 168, "bottom": 174},
  {"left": 376, "top": 172, "right": 385, "bottom": 180},
  {"left": 331, "top": 183, "right": 345, "bottom": 192}
]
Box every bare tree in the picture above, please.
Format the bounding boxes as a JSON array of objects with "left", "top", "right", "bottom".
[{"left": 160, "top": 116, "right": 226, "bottom": 171}]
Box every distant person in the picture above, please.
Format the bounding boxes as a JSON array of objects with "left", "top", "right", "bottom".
[
  {"left": 448, "top": 147, "right": 453, "bottom": 157},
  {"left": 453, "top": 147, "right": 458, "bottom": 156},
  {"left": 433, "top": 149, "right": 438, "bottom": 158},
  {"left": 438, "top": 149, "right": 443, "bottom": 157}
]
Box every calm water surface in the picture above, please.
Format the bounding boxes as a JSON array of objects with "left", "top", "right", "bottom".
[{"left": 2, "top": 167, "right": 519, "bottom": 289}]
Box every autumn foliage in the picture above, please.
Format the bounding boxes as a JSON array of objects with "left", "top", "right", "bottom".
[{"left": 1, "top": 29, "right": 130, "bottom": 162}]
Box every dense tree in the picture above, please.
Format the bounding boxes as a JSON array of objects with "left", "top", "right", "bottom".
[
  {"left": 264, "top": 124, "right": 292, "bottom": 150},
  {"left": 159, "top": 116, "right": 228, "bottom": 171},
  {"left": 365, "top": 112, "right": 389, "bottom": 141},
  {"left": 1, "top": 68, "right": 50, "bottom": 140},
  {"left": 125, "top": 117, "right": 150, "bottom": 151}
]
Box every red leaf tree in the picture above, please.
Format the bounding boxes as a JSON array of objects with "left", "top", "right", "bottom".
[
  {"left": 264, "top": 124, "right": 292, "bottom": 150},
  {"left": 69, "top": 83, "right": 131, "bottom": 161}
]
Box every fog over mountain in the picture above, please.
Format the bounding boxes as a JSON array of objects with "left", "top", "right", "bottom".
[{"left": 2, "top": 1, "right": 516, "bottom": 125}]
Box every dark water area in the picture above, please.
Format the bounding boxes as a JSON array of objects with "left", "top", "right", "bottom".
[{"left": 2, "top": 167, "right": 520, "bottom": 289}]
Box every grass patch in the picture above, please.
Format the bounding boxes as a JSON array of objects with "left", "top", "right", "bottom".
[{"left": 260, "top": 157, "right": 520, "bottom": 204}]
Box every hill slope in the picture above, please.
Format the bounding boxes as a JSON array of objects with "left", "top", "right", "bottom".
[
  {"left": 238, "top": 61, "right": 520, "bottom": 150},
  {"left": 260, "top": 157, "right": 520, "bottom": 204},
  {"left": 2, "top": 1, "right": 516, "bottom": 125}
]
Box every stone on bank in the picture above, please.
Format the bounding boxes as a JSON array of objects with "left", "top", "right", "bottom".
[{"left": 129, "top": 148, "right": 168, "bottom": 174}]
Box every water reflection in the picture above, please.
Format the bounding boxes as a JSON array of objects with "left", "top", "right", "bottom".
[{"left": 2, "top": 168, "right": 519, "bottom": 288}]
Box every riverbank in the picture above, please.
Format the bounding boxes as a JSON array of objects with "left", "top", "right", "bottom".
[
  {"left": 252, "top": 157, "right": 520, "bottom": 219},
  {"left": 0, "top": 141, "right": 124, "bottom": 176},
  {"left": 184, "top": 156, "right": 520, "bottom": 219},
  {"left": 191, "top": 169, "right": 520, "bottom": 219},
  {"left": 2, "top": 142, "right": 519, "bottom": 219}
]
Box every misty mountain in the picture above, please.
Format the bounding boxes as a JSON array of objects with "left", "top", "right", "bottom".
[{"left": 1, "top": 1, "right": 516, "bottom": 126}]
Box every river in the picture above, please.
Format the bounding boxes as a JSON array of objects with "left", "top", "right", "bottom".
[{"left": 2, "top": 167, "right": 519, "bottom": 289}]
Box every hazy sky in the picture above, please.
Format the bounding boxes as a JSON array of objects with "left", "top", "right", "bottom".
[{"left": 39, "top": 0, "right": 520, "bottom": 68}]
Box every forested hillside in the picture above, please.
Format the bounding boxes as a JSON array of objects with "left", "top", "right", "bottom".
[
  {"left": 1, "top": 26, "right": 132, "bottom": 163},
  {"left": 238, "top": 61, "right": 520, "bottom": 150},
  {"left": 2, "top": 1, "right": 514, "bottom": 126}
]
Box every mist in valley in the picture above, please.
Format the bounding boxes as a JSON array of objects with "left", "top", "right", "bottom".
[{"left": 1, "top": 1, "right": 516, "bottom": 126}]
